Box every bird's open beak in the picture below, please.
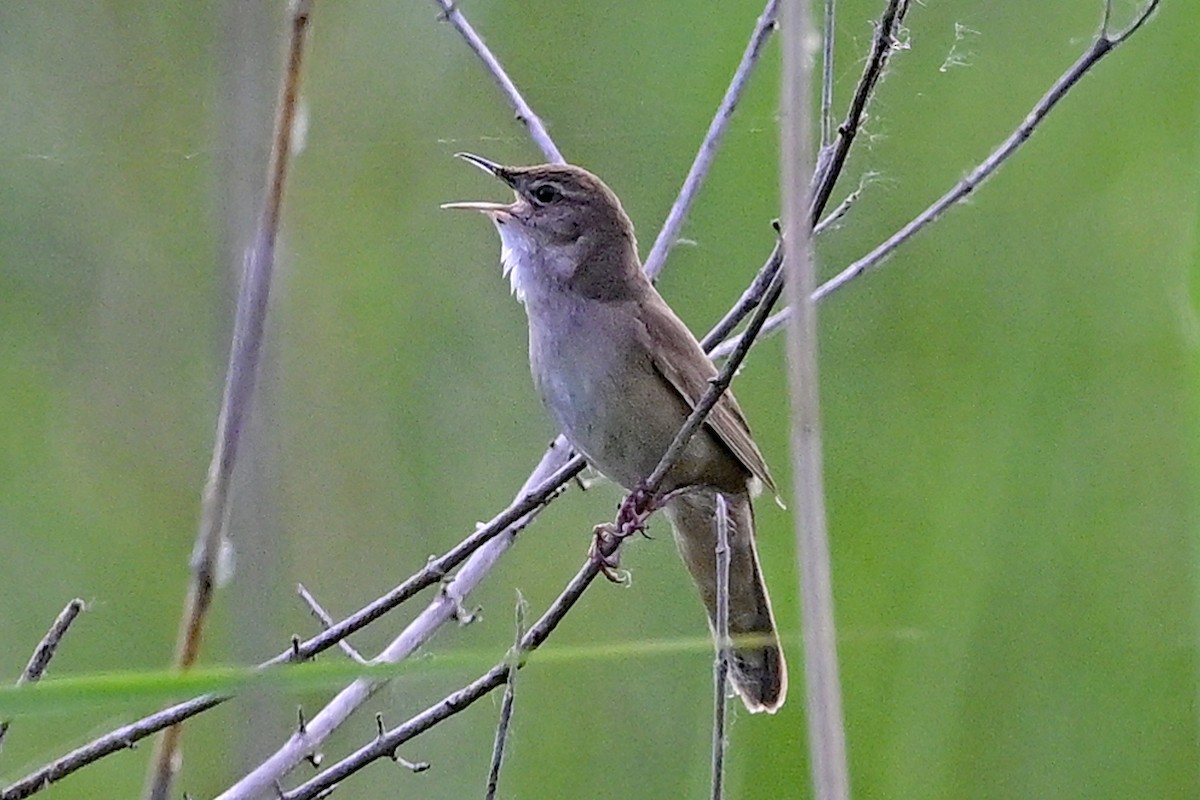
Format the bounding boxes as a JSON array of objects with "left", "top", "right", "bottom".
[
  {"left": 440, "top": 200, "right": 512, "bottom": 213},
  {"left": 442, "top": 153, "right": 518, "bottom": 215},
  {"left": 452, "top": 152, "right": 515, "bottom": 184}
]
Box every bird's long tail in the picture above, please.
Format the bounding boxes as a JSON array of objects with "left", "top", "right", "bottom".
[{"left": 664, "top": 489, "right": 787, "bottom": 713}]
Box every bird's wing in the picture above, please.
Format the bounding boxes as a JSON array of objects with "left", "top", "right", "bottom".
[{"left": 634, "top": 294, "right": 779, "bottom": 498}]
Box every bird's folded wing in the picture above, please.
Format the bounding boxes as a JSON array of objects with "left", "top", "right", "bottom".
[{"left": 635, "top": 296, "right": 779, "bottom": 499}]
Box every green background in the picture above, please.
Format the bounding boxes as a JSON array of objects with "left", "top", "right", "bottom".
[{"left": 1, "top": 0, "right": 1196, "bottom": 797}]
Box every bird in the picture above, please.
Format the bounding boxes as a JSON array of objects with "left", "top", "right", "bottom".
[{"left": 443, "top": 153, "right": 786, "bottom": 713}]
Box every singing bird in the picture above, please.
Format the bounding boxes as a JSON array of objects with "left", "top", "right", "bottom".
[{"left": 444, "top": 154, "right": 786, "bottom": 713}]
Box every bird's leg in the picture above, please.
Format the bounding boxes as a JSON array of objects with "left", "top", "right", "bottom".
[
  {"left": 589, "top": 523, "right": 628, "bottom": 584},
  {"left": 588, "top": 482, "right": 659, "bottom": 583},
  {"left": 616, "top": 481, "right": 657, "bottom": 538}
]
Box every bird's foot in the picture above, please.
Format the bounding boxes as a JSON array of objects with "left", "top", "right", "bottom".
[
  {"left": 589, "top": 523, "right": 630, "bottom": 585},
  {"left": 616, "top": 483, "right": 657, "bottom": 539}
]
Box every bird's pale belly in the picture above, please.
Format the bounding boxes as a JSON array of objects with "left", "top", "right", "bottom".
[{"left": 530, "top": 317, "right": 731, "bottom": 494}]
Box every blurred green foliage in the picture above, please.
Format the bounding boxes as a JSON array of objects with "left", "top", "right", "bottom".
[{"left": 0, "top": 0, "right": 1195, "bottom": 798}]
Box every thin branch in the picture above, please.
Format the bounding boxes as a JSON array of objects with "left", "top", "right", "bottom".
[
  {"left": 297, "top": 585, "right": 367, "bottom": 664},
  {"left": 783, "top": 0, "right": 848, "bottom": 797},
  {"left": 642, "top": 0, "right": 780, "bottom": 280},
  {"left": 811, "top": 0, "right": 908, "bottom": 221},
  {"left": 710, "top": 496, "right": 732, "bottom": 800},
  {"left": 0, "top": 600, "right": 86, "bottom": 751},
  {"left": 814, "top": 0, "right": 1158, "bottom": 300},
  {"left": 0, "top": 447, "right": 579, "bottom": 800},
  {"left": 484, "top": 592, "right": 527, "bottom": 800},
  {"left": 820, "top": 0, "right": 837, "bottom": 148},
  {"left": 701, "top": 234, "right": 783, "bottom": 351},
  {"left": 430, "top": 0, "right": 564, "bottom": 164},
  {"left": 142, "top": 4, "right": 313, "bottom": 797},
  {"left": 710, "top": 0, "right": 1163, "bottom": 361},
  {"left": 1, "top": 695, "right": 225, "bottom": 800}
]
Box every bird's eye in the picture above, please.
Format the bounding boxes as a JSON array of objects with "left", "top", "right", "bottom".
[{"left": 530, "top": 183, "right": 561, "bottom": 205}]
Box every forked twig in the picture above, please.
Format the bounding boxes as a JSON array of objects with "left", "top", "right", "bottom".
[{"left": 711, "top": 0, "right": 1162, "bottom": 359}]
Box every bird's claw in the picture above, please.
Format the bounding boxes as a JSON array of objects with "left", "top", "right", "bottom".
[
  {"left": 616, "top": 483, "right": 656, "bottom": 538},
  {"left": 590, "top": 523, "right": 630, "bottom": 585}
]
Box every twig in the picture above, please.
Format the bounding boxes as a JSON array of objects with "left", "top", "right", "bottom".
[
  {"left": 811, "top": 0, "right": 908, "bottom": 221},
  {"left": 484, "top": 592, "right": 527, "bottom": 800},
  {"left": 215, "top": 442, "right": 575, "bottom": 800},
  {"left": 642, "top": 0, "right": 780, "bottom": 280},
  {"left": 710, "top": 496, "right": 732, "bottom": 800},
  {"left": 0, "top": 600, "right": 86, "bottom": 751},
  {"left": 813, "top": 0, "right": 1158, "bottom": 300},
  {"left": 820, "top": 0, "right": 837, "bottom": 148},
  {"left": 711, "top": 0, "right": 1162, "bottom": 361},
  {"left": 297, "top": 585, "right": 367, "bottom": 664},
  {"left": 782, "top": 0, "right": 848, "bottom": 797},
  {"left": 1, "top": 694, "right": 225, "bottom": 800},
  {"left": 430, "top": 0, "right": 564, "bottom": 164},
  {"left": 701, "top": 236, "right": 783, "bottom": 351},
  {"left": 141, "top": 3, "right": 314, "bottom": 798}
]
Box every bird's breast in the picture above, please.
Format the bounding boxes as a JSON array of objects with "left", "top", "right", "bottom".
[{"left": 525, "top": 298, "right": 698, "bottom": 491}]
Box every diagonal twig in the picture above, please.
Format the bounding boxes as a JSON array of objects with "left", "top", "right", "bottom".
[
  {"left": 297, "top": 585, "right": 367, "bottom": 665},
  {"left": 812, "top": 0, "right": 908, "bottom": 220},
  {"left": 0, "top": 600, "right": 86, "bottom": 752},
  {"left": 643, "top": 0, "right": 780, "bottom": 280},
  {"left": 431, "top": 0, "right": 564, "bottom": 164},
  {"left": 141, "top": 4, "right": 314, "bottom": 798},
  {"left": 710, "top": 0, "right": 1162, "bottom": 360}
]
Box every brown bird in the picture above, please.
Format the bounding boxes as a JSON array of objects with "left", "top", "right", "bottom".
[{"left": 444, "top": 154, "right": 787, "bottom": 713}]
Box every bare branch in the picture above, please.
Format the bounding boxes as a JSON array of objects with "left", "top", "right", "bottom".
[
  {"left": 812, "top": 0, "right": 908, "bottom": 221},
  {"left": 297, "top": 585, "right": 367, "bottom": 665},
  {"left": 643, "top": 0, "right": 780, "bottom": 280},
  {"left": 484, "top": 592, "right": 527, "bottom": 800},
  {"left": 430, "top": 0, "right": 564, "bottom": 164},
  {"left": 815, "top": 1, "right": 1158, "bottom": 301},
  {"left": 0, "top": 599, "right": 86, "bottom": 751},
  {"left": 142, "top": 4, "right": 314, "bottom": 797},
  {"left": 710, "top": 0, "right": 1160, "bottom": 361},
  {"left": 700, "top": 232, "right": 784, "bottom": 351},
  {"left": 1, "top": 694, "right": 224, "bottom": 800},
  {"left": 820, "top": 0, "right": 837, "bottom": 148},
  {"left": 710, "top": 496, "right": 732, "bottom": 800}
]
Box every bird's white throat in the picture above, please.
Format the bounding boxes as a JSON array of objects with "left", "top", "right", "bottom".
[{"left": 494, "top": 219, "right": 532, "bottom": 303}]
